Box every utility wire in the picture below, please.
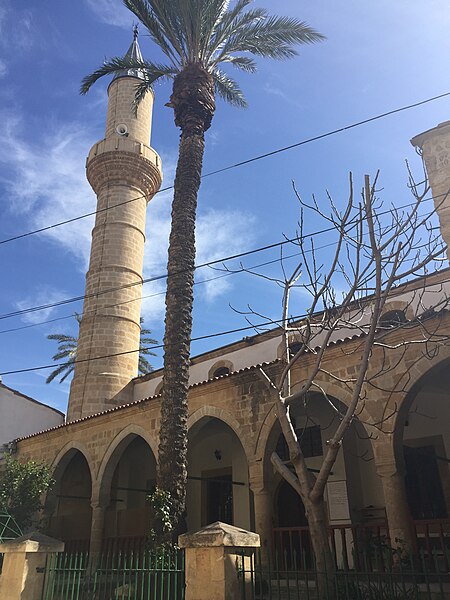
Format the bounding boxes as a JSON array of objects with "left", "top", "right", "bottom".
[
  {"left": 1, "top": 90, "right": 449, "bottom": 247},
  {"left": 0, "top": 250, "right": 305, "bottom": 334},
  {"left": 0, "top": 187, "right": 444, "bottom": 323},
  {"left": 1, "top": 271, "right": 449, "bottom": 377}
]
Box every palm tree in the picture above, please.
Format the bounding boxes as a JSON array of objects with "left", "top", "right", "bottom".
[
  {"left": 81, "top": 0, "right": 324, "bottom": 533},
  {"left": 46, "top": 315, "right": 156, "bottom": 384}
]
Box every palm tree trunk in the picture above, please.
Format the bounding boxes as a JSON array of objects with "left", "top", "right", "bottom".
[
  {"left": 157, "top": 129, "right": 205, "bottom": 530},
  {"left": 157, "top": 65, "right": 215, "bottom": 535}
]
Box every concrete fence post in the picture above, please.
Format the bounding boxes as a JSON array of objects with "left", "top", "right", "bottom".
[
  {"left": 0, "top": 532, "right": 64, "bottom": 600},
  {"left": 179, "top": 521, "right": 260, "bottom": 600}
]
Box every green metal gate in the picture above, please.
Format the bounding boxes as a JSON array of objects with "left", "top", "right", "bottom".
[{"left": 41, "top": 548, "right": 185, "bottom": 600}]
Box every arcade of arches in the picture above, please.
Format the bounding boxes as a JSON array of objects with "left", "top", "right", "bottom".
[{"left": 15, "top": 345, "right": 450, "bottom": 557}]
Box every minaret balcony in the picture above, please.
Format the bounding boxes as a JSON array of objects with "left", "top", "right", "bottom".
[
  {"left": 87, "top": 137, "right": 162, "bottom": 173},
  {"left": 86, "top": 137, "right": 163, "bottom": 196}
]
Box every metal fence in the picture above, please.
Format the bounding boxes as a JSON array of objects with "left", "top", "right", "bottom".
[
  {"left": 41, "top": 548, "right": 185, "bottom": 600},
  {"left": 238, "top": 548, "right": 450, "bottom": 600}
]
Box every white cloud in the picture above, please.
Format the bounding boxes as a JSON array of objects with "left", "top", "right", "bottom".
[
  {"left": 0, "top": 58, "right": 6, "bottom": 77},
  {"left": 15, "top": 286, "right": 68, "bottom": 324},
  {"left": 263, "top": 80, "right": 303, "bottom": 109},
  {"left": 0, "top": 5, "right": 6, "bottom": 35},
  {"left": 0, "top": 110, "right": 95, "bottom": 269},
  {"left": 0, "top": 3, "right": 35, "bottom": 52},
  {"left": 84, "top": 0, "right": 133, "bottom": 28},
  {"left": 1, "top": 112, "right": 257, "bottom": 325}
]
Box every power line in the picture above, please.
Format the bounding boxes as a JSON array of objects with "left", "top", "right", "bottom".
[
  {"left": 1, "top": 271, "right": 449, "bottom": 377},
  {"left": 0, "top": 188, "right": 444, "bottom": 323},
  {"left": 0, "top": 313, "right": 303, "bottom": 376},
  {"left": 0, "top": 250, "right": 305, "bottom": 334},
  {"left": 1, "top": 90, "right": 449, "bottom": 247}
]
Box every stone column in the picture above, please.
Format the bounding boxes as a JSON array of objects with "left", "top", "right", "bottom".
[
  {"left": 0, "top": 532, "right": 64, "bottom": 600},
  {"left": 251, "top": 490, "right": 272, "bottom": 560},
  {"left": 89, "top": 502, "right": 106, "bottom": 558},
  {"left": 179, "top": 522, "right": 260, "bottom": 600},
  {"left": 411, "top": 121, "right": 450, "bottom": 261},
  {"left": 377, "top": 465, "right": 415, "bottom": 549},
  {"left": 249, "top": 461, "right": 273, "bottom": 560},
  {"left": 373, "top": 437, "right": 416, "bottom": 550}
]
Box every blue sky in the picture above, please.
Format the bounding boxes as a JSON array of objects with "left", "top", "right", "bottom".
[{"left": 0, "top": 0, "right": 449, "bottom": 414}]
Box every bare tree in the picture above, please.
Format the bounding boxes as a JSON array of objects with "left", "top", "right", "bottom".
[{"left": 233, "top": 171, "right": 449, "bottom": 596}]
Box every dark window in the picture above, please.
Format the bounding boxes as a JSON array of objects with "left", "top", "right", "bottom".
[
  {"left": 205, "top": 474, "right": 233, "bottom": 524},
  {"left": 404, "top": 445, "right": 447, "bottom": 520},
  {"left": 379, "top": 309, "right": 407, "bottom": 328},
  {"left": 212, "top": 366, "right": 231, "bottom": 378},
  {"left": 276, "top": 425, "right": 323, "bottom": 461},
  {"left": 289, "top": 342, "right": 303, "bottom": 356}
]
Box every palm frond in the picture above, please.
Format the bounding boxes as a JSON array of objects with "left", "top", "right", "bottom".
[
  {"left": 141, "top": 0, "right": 189, "bottom": 64},
  {"left": 58, "top": 365, "right": 76, "bottom": 384},
  {"left": 123, "top": 0, "right": 183, "bottom": 68},
  {"left": 45, "top": 362, "right": 74, "bottom": 385},
  {"left": 206, "top": 3, "right": 264, "bottom": 61},
  {"left": 52, "top": 349, "right": 76, "bottom": 362},
  {"left": 211, "top": 68, "right": 247, "bottom": 108},
  {"left": 47, "top": 334, "right": 77, "bottom": 343},
  {"left": 80, "top": 57, "right": 174, "bottom": 95},
  {"left": 198, "top": 0, "right": 231, "bottom": 62},
  {"left": 221, "top": 55, "right": 257, "bottom": 73},
  {"left": 132, "top": 66, "right": 177, "bottom": 111},
  {"left": 217, "top": 16, "right": 325, "bottom": 62},
  {"left": 138, "top": 355, "right": 153, "bottom": 375}
]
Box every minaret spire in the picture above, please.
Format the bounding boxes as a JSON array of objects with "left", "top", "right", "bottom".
[{"left": 113, "top": 25, "right": 145, "bottom": 82}]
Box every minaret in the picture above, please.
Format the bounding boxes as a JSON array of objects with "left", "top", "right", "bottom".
[
  {"left": 68, "top": 29, "right": 162, "bottom": 421},
  {"left": 411, "top": 121, "right": 450, "bottom": 261}
]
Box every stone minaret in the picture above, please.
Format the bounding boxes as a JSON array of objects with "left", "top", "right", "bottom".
[
  {"left": 411, "top": 121, "right": 450, "bottom": 261},
  {"left": 68, "top": 31, "right": 162, "bottom": 421}
]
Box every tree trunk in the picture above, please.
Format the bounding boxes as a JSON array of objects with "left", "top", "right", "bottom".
[
  {"left": 157, "top": 64, "right": 215, "bottom": 533},
  {"left": 305, "top": 497, "right": 336, "bottom": 600},
  {"left": 157, "top": 131, "right": 205, "bottom": 531}
]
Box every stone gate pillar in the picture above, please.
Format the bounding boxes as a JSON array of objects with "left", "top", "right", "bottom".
[
  {"left": 179, "top": 522, "right": 260, "bottom": 600},
  {"left": 0, "top": 533, "right": 64, "bottom": 600}
]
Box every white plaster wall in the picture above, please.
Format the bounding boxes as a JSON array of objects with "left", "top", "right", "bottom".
[
  {"left": 134, "top": 280, "right": 450, "bottom": 402},
  {"left": 0, "top": 384, "right": 64, "bottom": 456},
  {"left": 134, "top": 335, "right": 281, "bottom": 400}
]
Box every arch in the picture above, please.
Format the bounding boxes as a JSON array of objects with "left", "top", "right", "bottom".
[
  {"left": 45, "top": 444, "right": 93, "bottom": 549},
  {"left": 188, "top": 406, "right": 251, "bottom": 463},
  {"left": 208, "top": 360, "right": 234, "bottom": 379},
  {"left": 254, "top": 378, "right": 372, "bottom": 462},
  {"left": 379, "top": 309, "right": 407, "bottom": 328},
  {"left": 154, "top": 381, "right": 163, "bottom": 395},
  {"left": 187, "top": 411, "right": 250, "bottom": 531},
  {"left": 45, "top": 441, "right": 95, "bottom": 515},
  {"left": 381, "top": 299, "right": 414, "bottom": 322},
  {"left": 51, "top": 440, "right": 95, "bottom": 483},
  {"left": 96, "top": 424, "right": 158, "bottom": 504},
  {"left": 384, "top": 347, "right": 450, "bottom": 435},
  {"left": 392, "top": 354, "right": 450, "bottom": 446}
]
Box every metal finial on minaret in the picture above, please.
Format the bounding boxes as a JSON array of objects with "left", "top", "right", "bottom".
[{"left": 111, "top": 24, "right": 145, "bottom": 83}]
